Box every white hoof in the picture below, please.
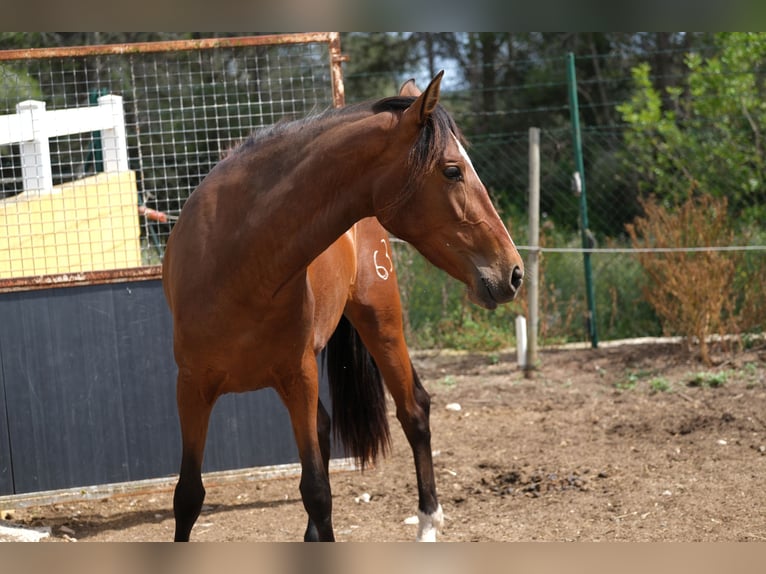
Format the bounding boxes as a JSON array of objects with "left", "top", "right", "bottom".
[{"left": 416, "top": 504, "right": 444, "bottom": 542}]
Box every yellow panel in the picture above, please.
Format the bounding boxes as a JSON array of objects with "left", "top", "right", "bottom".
[{"left": 0, "top": 171, "right": 141, "bottom": 279}]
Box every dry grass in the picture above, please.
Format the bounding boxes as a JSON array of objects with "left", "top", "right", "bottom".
[{"left": 626, "top": 193, "right": 739, "bottom": 365}]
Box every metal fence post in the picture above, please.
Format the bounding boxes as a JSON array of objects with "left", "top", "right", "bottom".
[
  {"left": 328, "top": 32, "right": 348, "bottom": 108},
  {"left": 566, "top": 53, "right": 599, "bottom": 348},
  {"left": 525, "top": 127, "right": 540, "bottom": 377}
]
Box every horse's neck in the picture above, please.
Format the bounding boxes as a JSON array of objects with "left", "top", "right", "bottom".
[{"left": 233, "top": 119, "right": 388, "bottom": 296}]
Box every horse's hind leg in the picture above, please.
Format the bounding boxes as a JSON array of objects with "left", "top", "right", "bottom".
[
  {"left": 398, "top": 363, "right": 443, "bottom": 541},
  {"left": 173, "top": 369, "right": 216, "bottom": 542},
  {"left": 387, "top": 360, "right": 443, "bottom": 541},
  {"left": 345, "top": 304, "right": 442, "bottom": 541}
]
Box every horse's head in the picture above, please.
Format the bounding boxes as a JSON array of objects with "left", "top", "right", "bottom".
[{"left": 373, "top": 72, "right": 524, "bottom": 310}]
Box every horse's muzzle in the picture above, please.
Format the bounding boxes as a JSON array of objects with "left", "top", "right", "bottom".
[{"left": 472, "top": 264, "right": 524, "bottom": 310}]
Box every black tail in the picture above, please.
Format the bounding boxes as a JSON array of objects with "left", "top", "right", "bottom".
[{"left": 325, "top": 315, "right": 391, "bottom": 469}]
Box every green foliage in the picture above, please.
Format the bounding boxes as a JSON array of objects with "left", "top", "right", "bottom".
[
  {"left": 392, "top": 241, "right": 526, "bottom": 351},
  {"left": 618, "top": 33, "right": 766, "bottom": 225},
  {"left": 592, "top": 247, "right": 662, "bottom": 340},
  {"left": 732, "top": 225, "right": 766, "bottom": 334},
  {"left": 649, "top": 377, "right": 671, "bottom": 393},
  {"left": 614, "top": 372, "right": 640, "bottom": 391},
  {"left": 341, "top": 33, "right": 421, "bottom": 101},
  {"left": 534, "top": 225, "right": 661, "bottom": 344},
  {"left": 393, "top": 222, "right": 663, "bottom": 350},
  {"left": 618, "top": 34, "right": 766, "bottom": 354},
  {"left": 612, "top": 370, "right": 671, "bottom": 394},
  {"left": 687, "top": 370, "right": 729, "bottom": 388},
  {"left": 0, "top": 65, "right": 42, "bottom": 112}
]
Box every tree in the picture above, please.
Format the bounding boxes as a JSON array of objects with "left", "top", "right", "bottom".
[
  {"left": 618, "top": 32, "right": 766, "bottom": 225},
  {"left": 340, "top": 33, "right": 421, "bottom": 101}
]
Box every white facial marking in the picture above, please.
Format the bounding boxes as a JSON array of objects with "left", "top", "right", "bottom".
[
  {"left": 416, "top": 504, "right": 444, "bottom": 542},
  {"left": 452, "top": 133, "right": 515, "bottom": 244},
  {"left": 373, "top": 238, "right": 393, "bottom": 280},
  {"left": 453, "top": 132, "right": 477, "bottom": 176}
]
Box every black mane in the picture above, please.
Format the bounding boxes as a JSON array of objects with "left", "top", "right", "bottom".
[
  {"left": 372, "top": 96, "right": 467, "bottom": 178},
  {"left": 371, "top": 96, "right": 467, "bottom": 219},
  {"left": 232, "top": 101, "right": 375, "bottom": 155},
  {"left": 230, "top": 94, "right": 466, "bottom": 218}
]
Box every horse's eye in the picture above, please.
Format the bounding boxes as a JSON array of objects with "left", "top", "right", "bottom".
[{"left": 443, "top": 166, "right": 463, "bottom": 181}]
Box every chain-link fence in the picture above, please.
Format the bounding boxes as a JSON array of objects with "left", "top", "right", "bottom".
[
  {"left": 348, "top": 47, "right": 766, "bottom": 348},
  {"left": 0, "top": 34, "right": 343, "bottom": 287},
  {"left": 2, "top": 36, "right": 764, "bottom": 346}
]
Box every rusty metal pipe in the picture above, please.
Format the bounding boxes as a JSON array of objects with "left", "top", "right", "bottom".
[{"left": 0, "top": 33, "right": 336, "bottom": 61}]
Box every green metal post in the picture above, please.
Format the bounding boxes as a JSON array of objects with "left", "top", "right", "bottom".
[{"left": 566, "top": 52, "right": 598, "bottom": 348}]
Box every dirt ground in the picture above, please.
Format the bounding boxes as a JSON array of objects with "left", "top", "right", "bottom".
[{"left": 2, "top": 339, "right": 766, "bottom": 543}]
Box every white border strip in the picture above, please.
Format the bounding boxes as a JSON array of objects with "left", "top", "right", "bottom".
[{"left": 0, "top": 458, "right": 358, "bottom": 508}]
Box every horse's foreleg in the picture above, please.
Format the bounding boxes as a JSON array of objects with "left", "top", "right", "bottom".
[
  {"left": 302, "top": 399, "right": 332, "bottom": 542},
  {"left": 173, "top": 369, "right": 216, "bottom": 542},
  {"left": 280, "top": 358, "right": 335, "bottom": 542}
]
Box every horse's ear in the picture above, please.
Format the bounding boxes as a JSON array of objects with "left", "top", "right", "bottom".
[
  {"left": 401, "top": 70, "right": 444, "bottom": 128},
  {"left": 398, "top": 78, "right": 421, "bottom": 97}
]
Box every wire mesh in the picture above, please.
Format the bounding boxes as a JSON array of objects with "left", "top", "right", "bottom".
[
  {"left": 3, "top": 36, "right": 765, "bottom": 341},
  {"left": 0, "top": 36, "right": 337, "bottom": 285},
  {"left": 344, "top": 43, "right": 766, "bottom": 344}
]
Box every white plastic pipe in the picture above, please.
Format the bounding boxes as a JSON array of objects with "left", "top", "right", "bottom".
[{"left": 515, "top": 315, "right": 528, "bottom": 369}]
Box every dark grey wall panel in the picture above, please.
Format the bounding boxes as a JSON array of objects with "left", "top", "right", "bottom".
[
  {"left": 0, "top": 280, "right": 328, "bottom": 495},
  {"left": 110, "top": 282, "right": 181, "bottom": 482},
  {"left": 0, "top": 347, "right": 12, "bottom": 494},
  {"left": 204, "top": 352, "right": 336, "bottom": 472},
  {"left": 206, "top": 389, "right": 299, "bottom": 472},
  {"left": 2, "top": 287, "right": 132, "bottom": 492}
]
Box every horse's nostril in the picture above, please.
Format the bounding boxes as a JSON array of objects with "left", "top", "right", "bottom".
[{"left": 511, "top": 266, "right": 524, "bottom": 290}]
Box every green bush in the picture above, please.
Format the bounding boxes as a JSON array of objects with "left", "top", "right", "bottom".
[
  {"left": 392, "top": 241, "right": 525, "bottom": 350},
  {"left": 391, "top": 220, "right": 664, "bottom": 350}
]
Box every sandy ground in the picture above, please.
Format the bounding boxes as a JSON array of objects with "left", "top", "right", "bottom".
[{"left": 2, "top": 339, "right": 766, "bottom": 542}]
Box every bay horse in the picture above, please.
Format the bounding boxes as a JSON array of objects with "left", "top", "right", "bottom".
[{"left": 162, "top": 72, "right": 524, "bottom": 542}]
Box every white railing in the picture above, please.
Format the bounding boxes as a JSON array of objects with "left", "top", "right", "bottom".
[{"left": 0, "top": 94, "right": 128, "bottom": 193}]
